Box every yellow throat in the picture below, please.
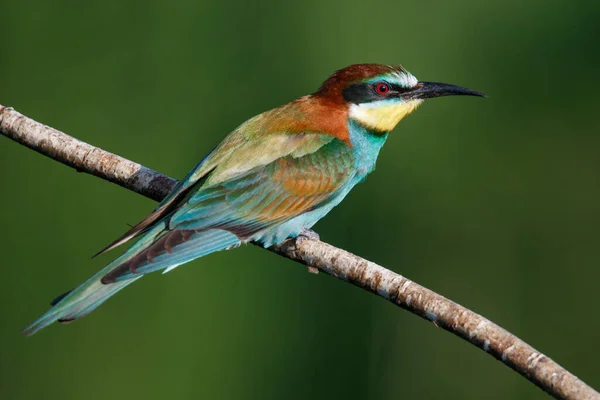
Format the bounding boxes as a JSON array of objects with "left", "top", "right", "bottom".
[{"left": 349, "top": 99, "right": 423, "bottom": 132}]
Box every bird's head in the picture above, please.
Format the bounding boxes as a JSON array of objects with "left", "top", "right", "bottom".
[{"left": 314, "top": 64, "right": 485, "bottom": 133}]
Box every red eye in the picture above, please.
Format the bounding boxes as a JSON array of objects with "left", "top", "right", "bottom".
[{"left": 375, "top": 83, "right": 389, "bottom": 95}]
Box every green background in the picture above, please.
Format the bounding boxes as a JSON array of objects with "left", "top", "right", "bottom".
[{"left": 1, "top": 0, "right": 599, "bottom": 399}]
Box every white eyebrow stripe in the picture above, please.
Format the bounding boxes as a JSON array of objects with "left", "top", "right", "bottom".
[{"left": 389, "top": 72, "right": 418, "bottom": 88}]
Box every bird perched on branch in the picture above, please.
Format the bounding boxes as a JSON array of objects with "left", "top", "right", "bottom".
[{"left": 23, "top": 64, "right": 484, "bottom": 335}]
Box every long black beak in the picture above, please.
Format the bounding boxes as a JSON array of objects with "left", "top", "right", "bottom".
[{"left": 405, "top": 81, "right": 486, "bottom": 100}]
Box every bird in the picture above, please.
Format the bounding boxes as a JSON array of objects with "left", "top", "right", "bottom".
[{"left": 22, "top": 64, "right": 485, "bottom": 335}]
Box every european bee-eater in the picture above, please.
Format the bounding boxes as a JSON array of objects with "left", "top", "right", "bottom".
[{"left": 23, "top": 64, "right": 484, "bottom": 335}]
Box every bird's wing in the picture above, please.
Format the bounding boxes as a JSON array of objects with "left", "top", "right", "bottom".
[
  {"left": 94, "top": 100, "right": 343, "bottom": 256},
  {"left": 92, "top": 159, "right": 212, "bottom": 257},
  {"left": 171, "top": 133, "right": 354, "bottom": 232},
  {"left": 100, "top": 133, "right": 355, "bottom": 282}
]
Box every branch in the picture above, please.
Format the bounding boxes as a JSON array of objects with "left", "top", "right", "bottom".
[{"left": 1, "top": 104, "right": 597, "bottom": 400}]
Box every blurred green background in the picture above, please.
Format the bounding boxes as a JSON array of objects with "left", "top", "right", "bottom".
[{"left": 1, "top": 0, "right": 599, "bottom": 399}]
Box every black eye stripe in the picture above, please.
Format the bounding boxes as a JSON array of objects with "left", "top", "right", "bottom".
[
  {"left": 342, "top": 84, "right": 374, "bottom": 104},
  {"left": 387, "top": 83, "right": 411, "bottom": 93},
  {"left": 342, "top": 82, "right": 412, "bottom": 104}
]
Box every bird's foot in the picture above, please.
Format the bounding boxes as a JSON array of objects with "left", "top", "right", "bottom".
[
  {"left": 306, "top": 266, "right": 319, "bottom": 274},
  {"left": 296, "top": 229, "right": 320, "bottom": 274},
  {"left": 297, "top": 228, "right": 320, "bottom": 242}
]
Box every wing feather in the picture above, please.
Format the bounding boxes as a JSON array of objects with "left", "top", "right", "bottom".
[
  {"left": 94, "top": 97, "right": 353, "bottom": 282},
  {"left": 94, "top": 130, "right": 334, "bottom": 256},
  {"left": 99, "top": 136, "right": 354, "bottom": 282}
]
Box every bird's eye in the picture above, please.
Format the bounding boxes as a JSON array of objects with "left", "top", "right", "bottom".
[{"left": 375, "top": 83, "right": 389, "bottom": 95}]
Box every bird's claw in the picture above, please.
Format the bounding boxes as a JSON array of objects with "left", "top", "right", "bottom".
[
  {"left": 297, "top": 229, "right": 320, "bottom": 242},
  {"left": 296, "top": 229, "right": 320, "bottom": 274},
  {"left": 306, "top": 266, "right": 319, "bottom": 275}
]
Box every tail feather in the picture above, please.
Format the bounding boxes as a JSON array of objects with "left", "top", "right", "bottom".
[
  {"left": 22, "top": 225, "right": 241, "bottom": 336},
  {"left": 50, "top": 289, "right": 73, "bottom": 306},
  {"left": 115, "top": 229, "right": 240, "bottom": 280},
  {"left": 21, "top": 268, "right": 142, "bottom": 336}
]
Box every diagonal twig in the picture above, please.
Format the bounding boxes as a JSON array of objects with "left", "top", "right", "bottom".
[{"left": 1, "top": 104, "right": 597, "bottom": 400}]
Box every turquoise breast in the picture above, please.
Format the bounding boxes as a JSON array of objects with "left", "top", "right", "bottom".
[{"left": 347, "top": 119, "right": 388, "bottom": 179}]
